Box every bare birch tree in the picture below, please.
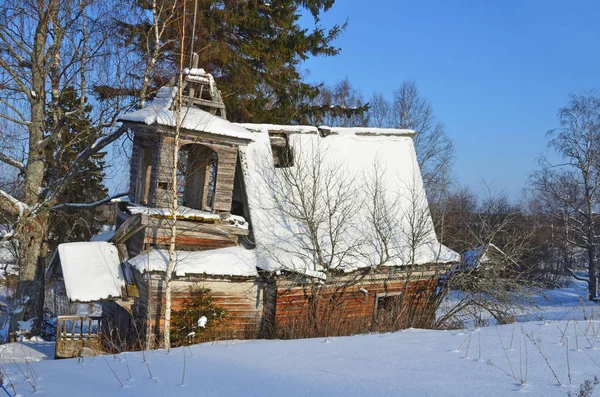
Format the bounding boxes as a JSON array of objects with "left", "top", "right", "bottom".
[
  {"left": 531, "top": 93, "right": 600, "bottom": 300},
  {"left": 163, "top": 0, "right": 187, "bottom": 350},
  {"left": 0, "top": 0, "right": 144, "bottom": 336},
  {"left": 362, "top": 159, "right": 450, "bottom": 329},
  {"left": 265, "top": 138, "right": 361, "bottom": 275},
  {"left": 368, "top": 81, "right": 454, "bottom": 207},
  {"left": 261, "top": 137, "right": 366, "bottom": 336}
]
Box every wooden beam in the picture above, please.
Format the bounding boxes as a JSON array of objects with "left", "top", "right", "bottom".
[
  {"left": 110, "top": 213, "right": 144, "bottom": 243},
  {"left": 145, "top": 216, "right": 249, "bottom": 236},
  {"left": 269, "top": 136, "right": 287, "bottom": 147},
  {"left": 183, "top": 97, "right": 226, "bottom": 109}
]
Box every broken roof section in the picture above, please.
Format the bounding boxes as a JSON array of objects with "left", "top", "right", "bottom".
[{"left": 55, "top": 242, "right": 124, "bottom": 302}]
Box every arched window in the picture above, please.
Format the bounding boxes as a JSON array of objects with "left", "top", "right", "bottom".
[{"left": 177, "top": 144, "right": 218, "bottom": 211}]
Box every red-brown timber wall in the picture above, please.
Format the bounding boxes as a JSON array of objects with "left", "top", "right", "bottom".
[{"left": 271, "top": 272, "right": 440, "bottom": 338}]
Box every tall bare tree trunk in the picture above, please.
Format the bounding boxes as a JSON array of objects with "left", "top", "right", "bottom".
[
  {"left": 163, "top": 0, "right": 186, "bottom": 349},
  {"left": 10, "top": 1, "right": 58, "bottom": 338}
]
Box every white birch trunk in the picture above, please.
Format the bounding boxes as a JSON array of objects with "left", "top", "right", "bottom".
[{"left": 163, "top": 0, "right": 186, "bottom": 350}]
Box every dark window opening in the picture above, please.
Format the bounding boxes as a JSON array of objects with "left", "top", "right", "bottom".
[
  {"left": 231, "top": 156, "right": 249, "bottom": 218},
  {"left": 376, "top": 294, "right": 403, "bottom": 312},
  {"left": 374, "top": 293, "right": 404, "bottom": 325},
  {"left": 269, "top": 133, "right": 294, "bottom": 168},
  {"left": 177, "top": 144, "right": 218, "bottom": 211},
  {"left": 135, "top": 147, "right": 153, "bottom": 205},
  {"left": 231, "top": 154, "right": 255, "bottom": 247}
]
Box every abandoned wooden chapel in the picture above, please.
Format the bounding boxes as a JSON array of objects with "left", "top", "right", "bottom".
[{"left": 48, "top": 67, "right": 459, "bottom": 357}]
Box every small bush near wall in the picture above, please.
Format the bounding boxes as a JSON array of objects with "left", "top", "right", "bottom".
[{"left": 170, "top": 287, "right": 227, "bottom": 347}]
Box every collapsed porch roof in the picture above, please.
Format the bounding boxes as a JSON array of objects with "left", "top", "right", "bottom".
[{"left": 50, "top": 242, "right": 124, "bottom": 302}]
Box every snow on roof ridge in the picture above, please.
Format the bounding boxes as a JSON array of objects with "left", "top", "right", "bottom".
[
  {"left": 183, "top": 67, "right": 207, "bottom": 75},
  {"left": 118, "top": 99, "right": 253, "bottom": 140},
  {"left": 236, "top": 123, "right": 318, "bottom": 134},
  {"left": 236, "top": 123, "right": 415, "bottom": 137},
  {"left": 318, "top": 126, "right": 415, "bottom": 137}
]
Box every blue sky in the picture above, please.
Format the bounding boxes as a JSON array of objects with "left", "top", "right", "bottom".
[{"left": 301, "top": 0, "right": 600, "bottom": 199}]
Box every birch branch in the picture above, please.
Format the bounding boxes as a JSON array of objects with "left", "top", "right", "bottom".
[
  {"left": 0, "top": 152, "right": 25, "bottom": 172},
  {"left": 568, "top": 268, "right": 590, "bottom": 285},
  {"left": 38, "top": 125, "right": 128, "bottom": 212}
]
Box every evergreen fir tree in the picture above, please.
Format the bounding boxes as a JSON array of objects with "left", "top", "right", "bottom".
[
  {"left": 44, "top": 87, "right": 108, "bottom": 250},
  {"left": 170, "top": 287, "right": 227, "bottom": 346},
  {"left": 106, "top": 0, "right": 363, "bottom": 124}
]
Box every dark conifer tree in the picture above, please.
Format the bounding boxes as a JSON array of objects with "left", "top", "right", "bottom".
[
  {"left": 106, "top": 0, "right": 361, "bottom": 124},
  {"left": 45, "top": 87, "right": 108, "bottom": 250}
]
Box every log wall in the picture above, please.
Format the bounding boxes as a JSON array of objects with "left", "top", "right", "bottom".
[
  {"left": 270, "top": 271, "right": 441, "bottom": 338},
  {"left": 127, "top": 268, "right": 444, "bottom": 348},
  {"left": 132, "top": 272, "right": 263, "bottom": 349}
]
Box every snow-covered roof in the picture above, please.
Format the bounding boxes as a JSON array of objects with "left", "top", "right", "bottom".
[
  {"left": 118, "top": 87, "right": 253, "bottom": 140},
  {"left": 57, "top": 242, "right": 124, "bottom": 302},
  {"left": 128, "top": 246, "right": 257, "bottom": 277},
  {"left": 461, "top": 246, "right": 490, "bottom": 271},
  {"left": 459, "top": 243, "right": 519, "bottom": 272},
  {"left": 238, "top": 124, "right": 459, "bottom": 276}
]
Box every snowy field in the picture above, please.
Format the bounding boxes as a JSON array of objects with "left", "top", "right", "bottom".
[{"left": 1, "top": 281, "right": 599, "bottom": 396}]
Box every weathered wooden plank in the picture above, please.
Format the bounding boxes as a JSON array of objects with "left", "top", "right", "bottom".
[
  {"left": 110, "top": 213, "right": 144, "bottom": 243},
  {"left": 145, "top": 236, "right": 237, "bottom": 249},
  {"left": 269, "top": 136, "right": 287, "bottom": 147},
  {"left": 144, "top": 216, "right": 249, "bottom": 236}
]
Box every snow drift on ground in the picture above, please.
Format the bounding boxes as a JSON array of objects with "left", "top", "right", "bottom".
[{"left": 1, "top": 280, "right": 600, "bottom": 396}]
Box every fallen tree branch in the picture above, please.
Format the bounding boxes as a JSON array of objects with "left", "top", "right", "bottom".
[
  {"left": 568, "top": 268, "right": 590, "bottom": 285},
  {"left": 37, "top": 125, "right": 129, "bottom": 214}
]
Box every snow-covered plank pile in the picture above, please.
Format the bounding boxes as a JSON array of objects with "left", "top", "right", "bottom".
[{"left": 126, "top": 205, "right": 248, "bottom": 230}]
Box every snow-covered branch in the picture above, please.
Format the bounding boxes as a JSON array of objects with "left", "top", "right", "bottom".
[
  {"left": 39, "top": 125, "right": 128, "bottom": 212},
  {"left": 52, "top": 192, "right": 128, "bottom": 210},
  {"left": 0, "top": 152, "right": 25, "bottom": 172},
  {"left": 0, "top": 230, "right": 15, "bottom": 241},
  {"left": 0, "top": 190, "right": 28, "bottom": 217}
]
